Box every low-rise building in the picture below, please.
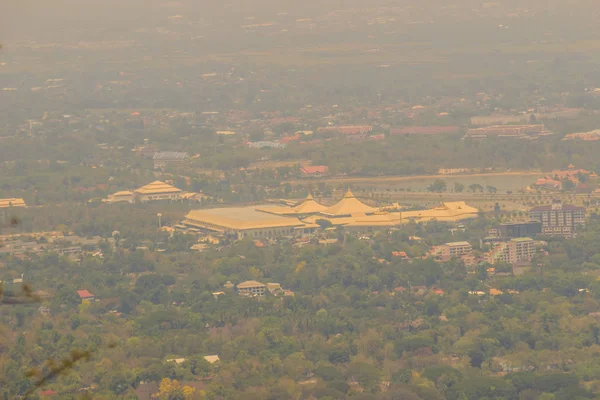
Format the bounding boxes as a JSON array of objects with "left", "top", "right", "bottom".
[
  {"left": 77, "top": 289, "right": 95, "bottom": 303},
  {"left": 204, "top": 355, "right": 220, "bottom": 364},
  {"left": 247, "top": 141, "right": 286, "bottom": 149},
  {"left": 463, "top": 124, "right": 553, "bottom": 140},
  {"left": 106, "top": 190, "right": 135, "bottom": 204},
  {"left": 301, "top": 165, "right": 329, "bottom": 177},
  {"left": 433, "top": 241, "right": 473, "bottom": 259},
  {"left": 237, "top": 281, "right": 266, "bottom": 297},
  {"left": 153, "top": 151, "right": 188, "bottom": 169},
  {"left": 0, "top": 198, "right": 26, "bottom": 209},
  {"left": 390, "top": 126, "right": 458, "bottom": 136}
]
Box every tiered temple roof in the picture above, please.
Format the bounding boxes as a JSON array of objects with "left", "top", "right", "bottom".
[{"left": 134, "top": 181, "right": 182, "bottom": 195}]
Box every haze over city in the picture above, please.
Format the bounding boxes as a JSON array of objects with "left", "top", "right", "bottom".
[{"left": 2, "top": 1, "right": 600, "bottom": 399}]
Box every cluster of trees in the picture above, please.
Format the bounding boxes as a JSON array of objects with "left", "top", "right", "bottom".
[{"left": 427, "top": 180, "right": 497, "bottom": 194}]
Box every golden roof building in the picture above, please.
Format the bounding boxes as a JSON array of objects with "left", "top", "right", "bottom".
[
  {"left": 106, "top": 190, "right": 135, "bottom": 204},
  {"left": 0, "top": 198, "right": 26, "bottom": 225},
  {"left": 134, "top": 181, "right": 183, "bottom": 202},
  {"left": 0, "top": 198, "right": 26, "bottom": 209},
  {"left": 257, "top": 194, "right": 328, "bottom": 216},
  {"left": 320, "top": 189, "right": 377, "bottom": 217},
  {"left": 183, "top": 205, "right": 317, "bottom": 239},
  {"left": 182, "top": 193, "right": 480, "bottom": 240},
  {"left": 106, "top": 181, "right": 184, "bottom": 203},
  {"left": 402, "top": 202, "right": 479, "bottom": 222}
]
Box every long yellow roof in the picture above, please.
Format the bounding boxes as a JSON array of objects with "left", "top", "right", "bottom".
[
  {"left": 321, "top": 189, "right": 377, "bottom": 217},
  {"left": 0, "top": 198, "right": 26, "bottom": 208},
  {"left": 302, "top": 201, "right": 478, "bottom": 226},
  {"left": 184, "top": 206, "right": 307, "bottom": 230},
  {"left": 134, "top": 180, "right": 182, "bottom": 195},
  {"left": 403, "top": 201, "right": 479, "bottom": 221},
  {"left": 304, "top": 211, "right": 403, "bottom": 227}
]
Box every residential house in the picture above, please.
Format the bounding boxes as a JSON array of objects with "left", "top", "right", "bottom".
[
  {"left": 204, "top": 355, "right": 220, "bottom": 364},
  {"left": 77, "top": 289, "right": 95, "bottom": 303}
]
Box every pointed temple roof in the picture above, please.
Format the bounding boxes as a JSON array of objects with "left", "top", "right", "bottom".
[
  {"left": 321, "top": 189, "right": 377, "bottom": 217},
  {"left": 292, "top": 193, "right": 328, "bottom": 214}
]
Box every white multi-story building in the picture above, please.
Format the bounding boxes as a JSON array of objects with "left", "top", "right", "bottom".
[
  {"left": 433, "top": 241, "right": 473, "bottom": 259},
  {"left": 485, "top": 238, "right": 536, "bottom": 265}
]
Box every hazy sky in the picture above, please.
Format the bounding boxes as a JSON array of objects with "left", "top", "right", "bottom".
[{"left": 2, "top": 0, "right": 599, "bottom": 45}]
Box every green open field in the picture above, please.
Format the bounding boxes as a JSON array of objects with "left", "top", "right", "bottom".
[{"left": 286, "top": 171, "right": 543, "bottom": 192}]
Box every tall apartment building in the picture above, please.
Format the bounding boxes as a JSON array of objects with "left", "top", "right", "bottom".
[
  {"left": 529, "top": 200, "right": 586, "bottom": 237},
  {"left": 486, "top": 238, "right": 536, "bottom": 265}
]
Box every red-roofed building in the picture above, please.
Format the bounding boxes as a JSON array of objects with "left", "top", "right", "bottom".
[
  {"left": 368, "top": 133, "right": 386, "bottom": 141},
  {"left": 392, "top": 251, "right": 409, "bottom": 259},
  {"left": 77, "top": 290, "right": 95, "bottom": 302},
  {"left": 40, "top": 390, "right": 57, "bottom": 397},
  {"left": 301, "top": 166, "right": 329, "bottom": 177},
  {"left": 319, "top": 125, "right": 373, "bottom": 135}
]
